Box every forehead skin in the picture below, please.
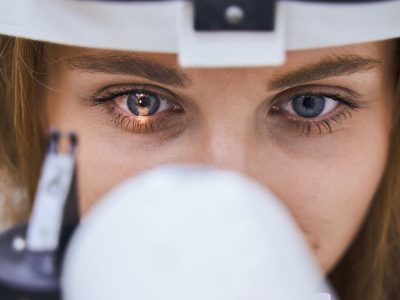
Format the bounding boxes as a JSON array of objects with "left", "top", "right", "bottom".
[
  {"left": 46, "top": 40, "right": 396, "bottom": 79},
  {"left": 44, "top": 40, "right": 397, "bottom": 274}
]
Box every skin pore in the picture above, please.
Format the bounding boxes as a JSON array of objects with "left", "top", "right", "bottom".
[{"left": 44, "top": 40, "right": 397, "bottom": 274}]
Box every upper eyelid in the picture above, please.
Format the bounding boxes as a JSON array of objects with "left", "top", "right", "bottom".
[
  {"left": 90, "top": 83, "right": 203, "bottom": 114},
  {"left": 274, "top": 84, "right": 360, "bottom": 98},
  {"left": 270, "top": 84, "right": 360, "bottom": 106},
  {"left": 93, "top": 83, "right": 179, "bottom": 102}
]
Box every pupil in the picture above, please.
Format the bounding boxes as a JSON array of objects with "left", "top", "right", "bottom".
[
  {"left": 302, "top": 96, "right": 314, "bottom": 109},
  {"left": 292, "top": 95, "right": 325, "bottom": 118},
  {"left": 138, "top": 96, "right": 151, "bottom": 107}
]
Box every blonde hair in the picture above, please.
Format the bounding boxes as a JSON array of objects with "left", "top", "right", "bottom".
[
  {"left": 0, "top": 34, "right": 399, "bottom": 299},
  {"left": 0, "top": 35, "right": 46, "bottom": 222},
  {"left": 329, "top": 41, "right": 400, "bottom": 299}
]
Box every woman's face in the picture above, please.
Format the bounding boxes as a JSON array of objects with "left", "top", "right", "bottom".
[{"left": 44, "top": 40, "right": 397, "bottom": 274}]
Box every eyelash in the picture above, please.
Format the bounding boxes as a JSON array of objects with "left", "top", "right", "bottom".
[
  {"left": 271, "top": 91, "right": 360, "bottom": 136},
  {"left": 90, "top": 86, "right": 186, "bottom": 134},
  {"left": 90, "top": 85, "right": 360, "bottom": 136}
]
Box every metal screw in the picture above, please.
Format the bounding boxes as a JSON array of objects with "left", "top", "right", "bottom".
[
  {"left": 224, "top": 5, "right": 245, "bottom": 25},
  {"left": 12, "top": 236, "right": 26, "bottom": 252}
]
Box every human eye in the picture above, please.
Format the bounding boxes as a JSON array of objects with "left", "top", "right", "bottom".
[
  {"left": 89, "top": 84, "right": 188, "bottom": 135},
  {"left": 270, "top": 85, "right": 361, "bottom": 136}
]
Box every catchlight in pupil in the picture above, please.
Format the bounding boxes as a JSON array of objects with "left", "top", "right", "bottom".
[{"left": 127, "top": 92, "right": 161, "bottom": 116}]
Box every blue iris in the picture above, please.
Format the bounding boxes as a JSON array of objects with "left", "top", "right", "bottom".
[
  {"left": 127, "top": 92, "right": 161, "bottom": 116},
  {"left": 292, "top": 95, "right": 326, "bottom": 118}
]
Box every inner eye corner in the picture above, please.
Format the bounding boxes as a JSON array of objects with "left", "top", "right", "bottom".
[{"left": 270, "top": 104, "right": 280, "bottom": 112}]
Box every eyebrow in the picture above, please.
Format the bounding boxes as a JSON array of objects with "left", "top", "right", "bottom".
[
  {"left": 64, "top": 54, "right": 190, "bottom": 88},
  {"left": 269, "top": 55, "right": 381, "bottom": 90}
]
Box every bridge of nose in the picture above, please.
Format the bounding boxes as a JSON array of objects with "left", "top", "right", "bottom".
[{"left": 171, "top": 67, "right": 274, "bottom": 172}]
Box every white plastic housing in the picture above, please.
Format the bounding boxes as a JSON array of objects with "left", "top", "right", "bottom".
[{"left": 62, "top": 165, "right": 332, "bottom": 300}]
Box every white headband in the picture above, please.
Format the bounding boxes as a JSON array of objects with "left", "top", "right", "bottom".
[{"left": 0, "top": 0, "right": 399, "bottom": 66}]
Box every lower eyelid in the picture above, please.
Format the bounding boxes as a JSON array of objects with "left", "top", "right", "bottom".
[
  {"left": 103, "top": 99, "right": 188, "bottom": 134},
  {"left": 281, "top": 103, "right": 347, "bottom": 122},
  {"left": 289, "top": 109, "right": 354, "bottom": 135},
  {"left": 270, "top": 101, "right": 356, "bottom": 136}
]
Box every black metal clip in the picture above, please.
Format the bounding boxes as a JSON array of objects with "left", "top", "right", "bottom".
[
  {"left": 0, "top": 130, "right": 79, "bottom": 300},
  {"left": 194, "top": 0, "right": 277, "bottom": 31}
]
